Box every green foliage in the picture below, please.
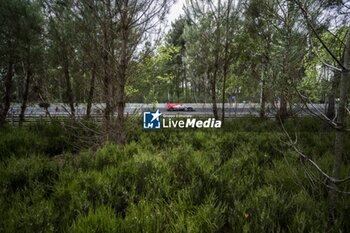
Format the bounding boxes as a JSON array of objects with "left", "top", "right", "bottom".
[
  {"left": 0, "top": 121, "right": 99, "bottom": 160},
  {"left": 0, "top": 124, "right": 60, "bottom": 159},
  {"left": 130, "top": 45, "right": 179, "bottom": 103},
  {"left": 0, "top": 155, "right": 58, "bottom": 194},
  {"left": 0, "top": 155, "right": 58, "bottom": 233},
  {"left": 70, "top": 206, "right": 121, "bottom": 233},
  {"left": 122, "top": 198, "right": 167, "bottom": 232},
  {"left": 0, "top": 126, "right": 46, "bottom": 159},
  {"left": 2, "top": 192, "right": 55, "bottom": 233},
  {"left": 302, "top": 28, "right": 348, "bottom": 102},
  {"left": 1, "top": 119, "right": 350, "bottom": 232}
]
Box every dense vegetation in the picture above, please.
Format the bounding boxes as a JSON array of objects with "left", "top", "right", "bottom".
[
  {"left": 0, "top": 0, "right": 349, "bottom": 231},
  {"left": 1, "top": 119, "right": 349, "bottom": 232}
]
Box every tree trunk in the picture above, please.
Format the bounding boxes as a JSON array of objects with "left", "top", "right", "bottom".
[
  {"left": 221, "top": 0, "right": 233, "bottom": 123},
  {"left": 103, "top": 55, "right": 112, "bottom": 122},
  {"left": 221, "top": 32, "right": 229, "bottom": 123},
  {"left": 0, "top": 61, "right": 14, "bottom": 127},
  {"left": 19, "top": 59, "right": 32, "bottom": 124},
  {"left": 86, "top": 63, "right": 96, "bottom": 117},
  {"left": 177, "top": 67, "right": 180, "bottom": 102},
  {"left": 116, "top": 3, "right": 129, "bottom": 145},
  {"left": 329, "top": 28, "right": 350, "bottom": 221},
  {"left": 260, "top": 66, "right": 266, "bottom": 118},
  {"left": 102, "top": 19, "right": 112, "bottom": 123},
  {"left": 203, "top": 75, "right": 207, "bottom": 103},
  {"left": 221, "top": 70, "right": 227, "bottom": 123},
  {"left": 278, "top": 54, "right": 288, "bottom": 123},
  {"left": 212, "top": 86, "right": 218, "bottom": 120},
  {"left": 326, "top": 73, "right": 339, "bottom": 120},
  {"left": 63, "top": 57, "right": 75, "bottom": 117},
  {"left": 213, "top": 0, "right": 221, "bottom": 121},
  {"left": 184, "top": 63, "right": 188, "bottom": 102},
  {"left": 278, "top": 94, "right": 287, "bottom": 123},
  {"left": 116, "top": 79, "right": 126, "bottom": 145},
  {"left": 210, "top": 71, "right": 219, "bottom": 120}
]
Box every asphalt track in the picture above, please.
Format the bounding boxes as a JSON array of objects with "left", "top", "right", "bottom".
[{"left": 5, "top": 103, "right": 327, "bottom": 121}]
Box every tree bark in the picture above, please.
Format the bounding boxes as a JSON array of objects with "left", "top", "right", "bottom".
[
  {"left": 211, "top": 80, "right": 218, "bottom": 120},
  {"left": 260, "top": 65, "right": 266, "bottom": 118},
  {"left": 19, "top": 58, "right": 32, "bottom": 124},
  {"left": 221, "top": 68, "right": 227, "bottom": 123},
  {"left": 102, "top": 15, "right": 112, "bottom": 123},
  {"left": 103, "top": 52, "right": 112, "bottom": 122},
  {"left": 326, "top": 73, "right": 340, "bottom": 120},
  {"left": 329, "top": 28, "right": 350, "bottom": 221},
  {"left": 213, "top": 0, "right": 221, "bottom": 121},
  {"left": 19, "top": 46, "right": 32, "bottom": 124},
  {"left": 278, "top": 52, "right": 288, "bottom": 123},
  {"left": 176, "top": 67, "right": 180, "bottom": 102},
  {"left": 63, "top": 55, "right": 75, "bottom": 117},
  {"left": 209, "top": 69, "right": 219, "bottom": 120},
  {"left": 86, "top": 63, "right": 96, "bottom": 117},
  {"left": 116, "top": 1, "right": 129, "bottom": 145},
  {"left": 0, "top": 61, "right": 14, "bottom": 127},
  {"left": 278, "top": 94, "right": 287, "bottom": 123},
  {"left": 221, "top": 0, "right": 233, "bottom": 123}
]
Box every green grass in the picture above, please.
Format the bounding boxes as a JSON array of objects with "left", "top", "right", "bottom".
[{"left": 0, "top": 118, "right": 349, "bottom": 232}]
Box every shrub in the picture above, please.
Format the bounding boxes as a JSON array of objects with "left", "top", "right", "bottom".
[
  {"left": 0, "top": 184, "right": 55, "bottom": 232},
  {"left": 0, "top": 122, "right": 74, "bottom": 159},
  {"left": 0, "top": 155, "right": 58, "bottom": 195},
  {"left": 0, "top": 119, "right": 349, "bottom": 232},
  {"left": 70, "top": 206, "right": 121, "bottom": 233},
  {"left": 263, "top": 157, "right": 307, "bottom": 194},
  {"left": 123, "top": 199, "right": 167, "bottom": 232},
  {"left": 232, "top": 185, "right": 287, "bottom": 232},
  {"left": 52, "top": 189, "right": 85, "bottom": 229},
  {"left": 191, "top": 131, "right": 207, "bottom": 150},
  {"left": 0, "top": 127, "right": 45, "bottom": 159},
  {"left": 289, "top": 190, "right": 328, "bottom": 232},
  {"left": 2, "top": 194, "right": 55, "bottom": 233},
  {"left": 94, "top": 143, "right": 123, "bottom": 170},
  {"left": 27, "top": 121, "right": 70, "bottom": 155},
  {"left": 192, "top": 193, "right": 228, "bottom": 232}
]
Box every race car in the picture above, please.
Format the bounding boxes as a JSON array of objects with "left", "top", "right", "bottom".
[{"left": 166, "top": 103, "right": 195, "bottom": 111}]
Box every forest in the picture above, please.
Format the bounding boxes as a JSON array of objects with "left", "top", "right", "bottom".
[{"left": 0, "top": 0, "right": 350, "bottom": 232}]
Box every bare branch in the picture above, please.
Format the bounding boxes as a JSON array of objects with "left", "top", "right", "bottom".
[
  {"left": 280, "top": 120, "right": 350, "bottom": 185},
  {"left": 293, "top": 0, "right": 348, "bottom": 71}
]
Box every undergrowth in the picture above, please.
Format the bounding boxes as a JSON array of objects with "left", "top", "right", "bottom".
[{"left": 0, "top": 118, "right": 349, "bottom": 232}]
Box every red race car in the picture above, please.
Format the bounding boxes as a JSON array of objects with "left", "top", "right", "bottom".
[{"left": 166, "top": 104, "right": 195, "bottom": 111}]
